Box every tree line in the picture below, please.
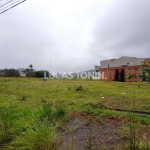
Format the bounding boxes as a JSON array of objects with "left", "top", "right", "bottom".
[{"left": 0, "top": 64, "right": 49, "bottom": 78}]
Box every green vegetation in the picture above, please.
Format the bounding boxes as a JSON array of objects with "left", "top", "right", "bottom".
[
  {"left": 3, "top": 69, "right": 20, "bottom": 77},
  {"left": 0, "top": 101, "right": 66, "bottom": 149},
  {"left": 1, "top": 78, "right": 149, "bottom": 112},
  {"left": 34, "top": 70, "right": 49, "bottom": 78},
  {"left": 0, "top": 78, "right": 150, "bottom": 149},
  {"left": 140, "top": 60, "right": 150, "bottom": 81},
  {"left": 126, "top": 73, "right": 136, "bottom": 79}
]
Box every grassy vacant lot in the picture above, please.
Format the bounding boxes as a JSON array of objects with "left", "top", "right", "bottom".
[{"left": 0, "top": 78, "right": 150, "bottom": 149}]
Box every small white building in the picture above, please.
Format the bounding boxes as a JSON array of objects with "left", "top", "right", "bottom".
[{"left": 20, "top": 72, "right": 26, "bottom": 77}]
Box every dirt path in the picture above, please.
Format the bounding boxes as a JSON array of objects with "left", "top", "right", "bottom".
[{"left": 60, "top": 113, "right": 127, "bottom": 150}]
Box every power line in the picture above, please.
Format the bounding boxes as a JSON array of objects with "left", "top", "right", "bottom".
[
  {"left": 0, "top": 0, "right": 18, "bottom": 9},
  {"left": 0, "top": 0, "right": 26, "bottom": 14},
  {"left": 0, "top": 0, "right": 15, "bottom": 9},
  {"left": 0, "top": 0, "right": 23, "bottom": 10},
  {"left": 0, "top": 0, "right": 22, "bottom": 10}
]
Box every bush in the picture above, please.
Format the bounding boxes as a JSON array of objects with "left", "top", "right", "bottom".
[
  {"left": 75, "top": 85, "right": 83, "bottom": 92},
  {"left": 126, "top": 73, "right": 135, "bottom": 79}
]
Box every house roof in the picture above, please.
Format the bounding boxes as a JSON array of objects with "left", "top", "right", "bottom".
[{"left": 100, "top": 56, "right": 147, "bottom": 68}]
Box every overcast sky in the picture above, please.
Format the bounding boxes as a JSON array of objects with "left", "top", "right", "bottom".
[{"left": 0, "top": 0, "right": 150, "bottom": 72}]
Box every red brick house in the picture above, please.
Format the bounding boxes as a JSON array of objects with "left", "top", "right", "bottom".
[{"left": 98, "top": 56, "right": 150, "bottom": 82}]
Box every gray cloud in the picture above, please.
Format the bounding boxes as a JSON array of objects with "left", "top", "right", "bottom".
[
  {"left": 91, "top": 0, "right": 150, "bottom": 60},
  {"left": 0, "top": 0, "right": 150, "bottom": 72}
]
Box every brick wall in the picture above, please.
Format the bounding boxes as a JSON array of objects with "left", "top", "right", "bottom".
[
  {"left": 125, "top": 66, "right": 141, "bottom": 82},
  {"left": 100, "top": 65, "right": 141, "bottom": 82}
]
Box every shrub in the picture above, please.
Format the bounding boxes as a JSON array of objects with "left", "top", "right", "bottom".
[
  {"left": 75, "top": 85, "right": 83, "bottom": 92},
  {"left": 126, "top": 73, "right": 135, "bottom": 79}
]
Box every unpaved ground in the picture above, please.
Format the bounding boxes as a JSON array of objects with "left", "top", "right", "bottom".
[{"left": 60, "top": 113, "right": 127, "bottom": 150}]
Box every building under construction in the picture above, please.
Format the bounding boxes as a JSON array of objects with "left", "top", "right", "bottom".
[{"left": 95, "top": 56, "right": 150, "bottom": 82}]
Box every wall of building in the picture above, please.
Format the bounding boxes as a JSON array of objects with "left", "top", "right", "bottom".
[
  {"left": 125, "top": 65, "right": 141, "bottom": 82},
  {"left": 100, "top": 65, "right": 141, "bottom": 82}
]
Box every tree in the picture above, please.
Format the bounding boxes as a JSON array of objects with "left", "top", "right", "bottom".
[
  {"left": 23, "top": 69, "right": 35, "bottom": 77},
  {"left": 34, "top": 71, "right": 43, "bottom": 78},
  {"left": 4, "top": 69, "right": 20, "bottom": 77},
  {"left": 140, "top": 60, "right": 150, "bottom": 81},
  {"left": 29, "top": 64, "right": 33, "bottom": 71},
  {"left": 23, "top": 64, "right": 35, "bottom": 77},
  {"left": 34, "top": 70, "right": 49, "bottom": 78}
]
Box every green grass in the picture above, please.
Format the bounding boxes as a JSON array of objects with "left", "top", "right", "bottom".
[
  {"left": 0, "top": 78, "right": 150, "bottom": 112},
  {"left": 0, "top": 101, "right": 66, "bottom": 149},
  {"left": 6, "top": 123, "right": 57, "bottom": 150},
  {"left": 0, "top": 78, "right": 150, "bottom": 149}
]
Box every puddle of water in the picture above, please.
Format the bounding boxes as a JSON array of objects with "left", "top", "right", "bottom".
[{"left": 112, "top": 109, "right": 150, "bottom": 117}]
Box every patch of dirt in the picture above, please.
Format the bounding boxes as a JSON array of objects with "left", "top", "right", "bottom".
[{"left": 60, "top": 113, "right": 127, "bottom": 150}]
